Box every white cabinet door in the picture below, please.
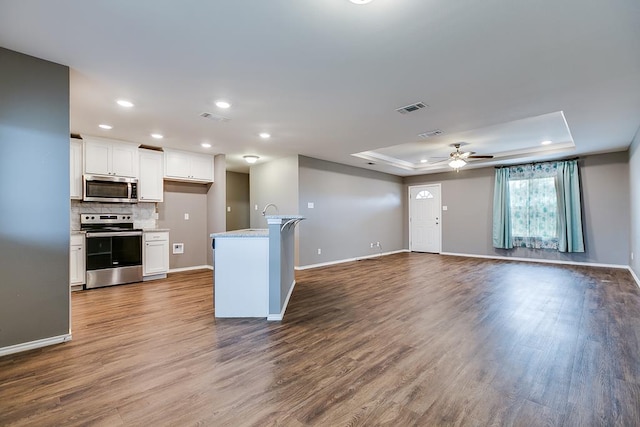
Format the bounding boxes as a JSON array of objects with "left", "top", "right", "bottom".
[
  {"left": 70, "top": 139, "right": 83, "bottom": 199},
  {"left": 70, "top": 235, "right": 85, "bottom": 286},
  {"left": 83, "top": 137, "right": 139, "bottom": 178},
  {"left": 84, "top": 139, "right": 111, "bottom": 175},
  {"left": 111, "top": 143, "right": 138, "bottom": 177},
  {"left": 139, "top": 149, "right": 164, "bottom": 202},
  {"left": 190, "top": 154, "right": 214, "bottom": 181},
  {"left": 164, "top": 150, "right": 191, "bottom": 179},
  {"left": 143, "top": 232, "right": 169, "bottom": 276},
  {"left": 164, "top": 149, "right": 214, "bottom": 182}
]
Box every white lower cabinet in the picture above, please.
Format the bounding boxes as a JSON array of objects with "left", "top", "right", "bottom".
[
  {"left": 143, "top": 231, "right": 169, "bottom": 278},
  {"left": 70, "top": 234, "right": 85, "bottom": 287}
]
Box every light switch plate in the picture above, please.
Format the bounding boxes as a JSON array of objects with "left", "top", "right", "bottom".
[
  {"left": 308, "top": 202, "right": 314, "bottom": 209},
  {"left": 173, "top": 243, "right": 184, "bottom": 254},
  {"left": 184, "top": 213, "right": 189, "bottom": 220},
  {"left": 227, "top": 206, "right": 231, "bottom": 212},
  {"left": 442, "top": 206, "right": 448, "bottom": 211}
]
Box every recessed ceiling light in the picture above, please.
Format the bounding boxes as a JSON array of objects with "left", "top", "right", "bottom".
[
  {"left": 201, "top": 143, "right": 212, "bottom": 148},
  {"left": 116, "top": 99, "right": 134, "bottom": 108},
  {"left": 215, "top": 100, "right": 231, "bottom": 109},
  {"left": 151, "top": 133, "right": 163, "bottom": 139},
  {"left": 350, "top": 0, "right": 373, "bottom": 4},
  {"left": 243, "top": 155, "right": 259, "bottom": 164},
  {"left": 99, "top": 124, "right": 112, "bottom": 130},
  {"left": 541, "top": 140, "right": 553, "bottom": 145},
  {"left": 420, "top": 159, "right": 428, "bottom": 164},
  {"left": 259, "top": 132, "right": 271, "bottom": 139}
]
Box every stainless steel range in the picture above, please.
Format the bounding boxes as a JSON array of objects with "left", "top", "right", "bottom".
[{"left": 81, "top": 213, "right": 142, "bottom": 289}]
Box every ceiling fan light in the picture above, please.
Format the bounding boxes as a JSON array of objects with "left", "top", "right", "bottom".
[{"left": 449, "top": 159, "right": 467, "bottom": 169}]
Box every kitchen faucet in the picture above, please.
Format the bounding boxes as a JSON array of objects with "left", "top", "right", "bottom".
[{"left": 262, "top": 203, "right": 279, "bottom": 216}]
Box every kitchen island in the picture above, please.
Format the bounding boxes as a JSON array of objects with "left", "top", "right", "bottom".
[{"left": 210, "top": 215, "right": 304, "bottom": 320}]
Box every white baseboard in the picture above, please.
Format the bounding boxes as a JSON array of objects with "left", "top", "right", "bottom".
[
  {"left": 296, "top": 249, "right": 409, "bottom": 270},
  {"left": 629, "top": 267, "right": 640, "bottom": 290},
  {"left": 440, "top": 251, "right": 629, "bottom": 269},
  {"left": 267, "top": 280, "right": 296, "bottom": 321},
  {"left": 0, "top": 333, "right": 72, "bottom": 357},
  {"left": 168, "top": 265, "right": 213, "bottom": 273}
]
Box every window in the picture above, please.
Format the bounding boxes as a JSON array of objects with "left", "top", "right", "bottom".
[
  {"left": 509, "top": 176, "right": 558, "bottom": 249},
  {"left": 493, "top": 160, "right": 584, "bottom": 253},
  {"left": 415, "top": 190, "right": 434, "bottom": 199}
]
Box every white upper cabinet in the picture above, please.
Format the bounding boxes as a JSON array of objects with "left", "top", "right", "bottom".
[
  {"left": 83, "top": 136, "right": 139, "bottom": 178},
  {"left": 164, "top": 149, "right": 214, "bottom": 183},
  {"left": 70, "top": 138, "right": 83, "bottom": 199},
  {"left": 138, "top": 149, "right": 164, "bottom": 202}
]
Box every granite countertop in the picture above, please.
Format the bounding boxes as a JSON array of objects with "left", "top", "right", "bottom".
[
  {"left": 265, "top": 215, "right": 305, "bottom": 220},
  {"left": 143, "top": 228, "right": 170, "bottom": 232},
  {"left": 210, "top": 229, "right": 269, "bottom": 238}
]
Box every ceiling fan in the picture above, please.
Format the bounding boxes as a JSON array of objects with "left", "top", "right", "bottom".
[{"left": 432, "top": 143, "right": 494, "bottom": 171}]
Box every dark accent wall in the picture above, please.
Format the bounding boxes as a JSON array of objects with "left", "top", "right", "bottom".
[
  {"left": 298, "top": 156, "right": 404, "bottom": 266},
  {"left": 226, "top": 171, "right": 249, "bottom": 231},
  {"left": 158, "top": 182, "right": 209, "bottom": 269},
  {"left": 404, "top": 151, "right": 630, "bottom": 265},
  {"left": 0, "top": 47, "right": 70, "bottom": 348},
  {"left": 630, "top": 129, "right": 640, "bottom": 276}
]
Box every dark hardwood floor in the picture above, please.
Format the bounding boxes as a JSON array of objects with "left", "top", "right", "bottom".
[{"left": 1, "top": 253, "right": 639, "bottom": 426}]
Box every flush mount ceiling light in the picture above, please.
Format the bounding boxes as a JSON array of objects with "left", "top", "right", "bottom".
[
  {"left": 449, "top": 158, "right": 467, "bottom": 169},
  {"left": 349, "top": 0, "right": 373, "bottom": 4},
  {"left": 201, "top": 143, "right": 212, "bottom": 148},
  {"left": 243, "top": 155, "right": 259, "bottom": 164},
  {"left": 116, "top": 99, "right": 134, "bottom": 108},
  {"left": 541, "top": 140, "right": 553, "bottom": 145},
  {"left": 259, "top": 132, "right": 271, "bottom": 139},
  {"left": 215, "top": 100, "right": 231, "bottom": 109},
  {"left": 151, "top": 133, "right": 163, "bottom": 139},
  {"left": 420, "top": 159, "right": 428, "bottom": 164},
  {"left": 98, "top": 124, "right": 112, "bottom": 130}
]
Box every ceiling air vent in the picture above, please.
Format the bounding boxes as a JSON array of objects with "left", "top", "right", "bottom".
[
  {"left": 199, "top": 112, "right": 229, "bottom": 122},
  {"left": 396, "top": 102, "right": 427, "bottom": 114},
  {"left": 418, "top": 129, "right": 444, "bottom": 139}
]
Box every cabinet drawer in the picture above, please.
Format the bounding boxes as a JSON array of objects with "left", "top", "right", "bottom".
[{"left": 144, "top": 232, "right": 168, "bottom": 242}]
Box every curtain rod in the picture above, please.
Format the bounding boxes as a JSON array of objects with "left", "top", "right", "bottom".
[{"left": 494, "top": 157, "right": 580, "bottom": 169}]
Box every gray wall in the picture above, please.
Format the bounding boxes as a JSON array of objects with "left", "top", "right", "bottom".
[
  {"left": 249, "top": 156, "right": 299, "bottom": 228},
  {"left": 298, "top": 156, "right": 404, "bottom": 266},
  {"left": 207, "top": 154, "right": 227, "bottom": 264},
  {"left": 630, "top": 128, "right": 640, "bottom": 277},
  {"left": 404, "top": 151, "right": 630, "bottom": 265},
  {"left": 226, "top": 171, "right": 249, "bottom": 231},
  {"left": 0, "top": 48, "right": 70, "bottom": 348},
  {"left": 158, "top": 182, "right": 209, "bottom": 269}
]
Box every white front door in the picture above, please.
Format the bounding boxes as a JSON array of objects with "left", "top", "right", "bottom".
[{"left": 409, "top": 184, "right": 441, "bottom": 253}]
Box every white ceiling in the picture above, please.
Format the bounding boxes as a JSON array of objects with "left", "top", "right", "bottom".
[{"left": 1, "top": 0, "right": 639, "bottom": 175}]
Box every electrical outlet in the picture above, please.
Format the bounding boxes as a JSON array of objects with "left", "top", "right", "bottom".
[
  {"left": 227, "top": 206, "right": 231, "bottom": 212},
  {"left": 317, "top": 248, "right": 322, "bottom": 255},
  {"left": 308, "top": 202, "right": 314, "bottom": 209},
  {"left": 184, "top": 213, "right": 189, "bottom": 220},
  {"left": 254, "top": 204, "right": 258, "bottom": 210},
  {"left": 632, "top": 252, "right": 635, "bottom": 261},
  {"left": 376, "top": 241, "right": 380, "bottom": 247},
  {"left": 370, "top": 243, "right": 374, "bottom": 248}
]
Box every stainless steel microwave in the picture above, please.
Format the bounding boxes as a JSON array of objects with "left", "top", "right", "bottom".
[{"left": 83, "top": 175, "right": 138, "bottom": 203}]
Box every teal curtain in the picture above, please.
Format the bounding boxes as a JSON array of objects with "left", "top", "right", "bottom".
[
  {"left": 555, "top": 160, "right": 585, "bottom": 252},
  {"left": 492, "top": 167, "right": 512, "bottom": 249}
]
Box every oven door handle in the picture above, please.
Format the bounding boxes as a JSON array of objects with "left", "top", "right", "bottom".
[{"left": 85, "top": 231, "right": 143, "bottom": 238}]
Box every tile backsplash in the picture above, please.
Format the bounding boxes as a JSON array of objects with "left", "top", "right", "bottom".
[{"left": 71, "top": 200, "right": 157, "bottom": 230}]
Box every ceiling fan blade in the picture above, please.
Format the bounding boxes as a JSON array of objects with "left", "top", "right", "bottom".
[
  {"left": 460, "top": 151, "right": 475, "bottom": 158},
  {"left": 468, "top": 155, "right": 494, "bottom": 159}
]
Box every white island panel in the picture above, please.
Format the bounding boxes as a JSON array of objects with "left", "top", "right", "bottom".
[{"left": 214, "top": 235, "right": 269, "bottom": 317}]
